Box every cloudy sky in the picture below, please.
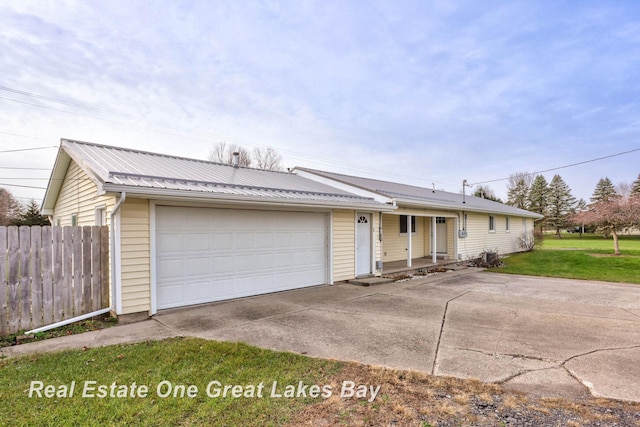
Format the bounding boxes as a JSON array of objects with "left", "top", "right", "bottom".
[{"left": 1, "top": 0, "right": 639, "bottom": 205}]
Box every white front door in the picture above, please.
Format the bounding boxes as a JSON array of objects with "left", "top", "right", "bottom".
[
  {"left": 436, "top": 217, "right": 447, "bottom": 253},
  {"left": 356, "top": 213, "right": 372, "bottom": 276}
]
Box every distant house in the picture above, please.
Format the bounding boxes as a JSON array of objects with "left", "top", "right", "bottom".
[{"left": 42, "top": 139, "right": 542, "bottom": 320}]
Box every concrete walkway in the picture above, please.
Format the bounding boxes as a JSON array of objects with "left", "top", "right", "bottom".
[{"left": 3, "top": 269, "right": 639, "bottom": 403}]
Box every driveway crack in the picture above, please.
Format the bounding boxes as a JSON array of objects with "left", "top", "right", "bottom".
[{"left": 431, "top": 290, "right": 471, "bottom": 375}]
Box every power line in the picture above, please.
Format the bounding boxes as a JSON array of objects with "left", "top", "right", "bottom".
[
  {"left": 0, "top": 166, "right": 51, "bottom": 170},
  {"left": 0, "top": 131, "right": 47, "bottom": 140},
  {"left": 0, "top": 183, "right": 47, "bottom": 189},
  {"left": 0, "top": 146, "right": 57, "bottom": 153},
  {"left": 0, "top": 86, "right": 451, "bottom": 188},
  {"left": 469, "top": 147, "right": 640, "bottom": 186}
]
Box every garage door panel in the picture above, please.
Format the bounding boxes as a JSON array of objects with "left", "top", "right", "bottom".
[
  {"left": 156, "top": 206, "right": 327, "bottom": 310},
  {"left": 186, "top": 234, "right": 209, "bottom": 251},
  {"left": 210, "top": 233, "right": 233, "bottom": 250}
]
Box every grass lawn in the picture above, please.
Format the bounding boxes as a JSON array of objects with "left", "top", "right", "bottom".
[
  {"left": 0, "top": 338, "right": 339, "bottom": 426},
  {"left": 491, "top": 233, "right": 640, "bottom": 284},
  {"left": 2, "top": 337, "right": 639, "bottom": 426}
]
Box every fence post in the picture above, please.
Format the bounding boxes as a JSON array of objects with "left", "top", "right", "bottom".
[
  {"left": 82, "top": 227, "right": 92, "bottom": 314},
  {"left": 42, "top": 227, "right": 53, "bottom": 326},
  {"left": 19, "top": 226, "right": 31, "bottom": 331},
  {"left": 30, "top": 226, "right": 43, "bottom": 331},
  {"left": 72, "top": 227, "right": 82, "bottom": 316},
  {"left": 7, "top": 227, "right": 18, "bottom": 334},
  {"left": 52, "top": 227, "right": 63, "bottom": 323},
  {"left": 62, "top": 227, "right": 73, "bottom": 318},
  {"left": 0, "top": 227, "right": 7, "bottom": 336}
]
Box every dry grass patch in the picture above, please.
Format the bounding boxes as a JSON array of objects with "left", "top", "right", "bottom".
[{"left": 286, "top": 362, "right": 640, "bottom": 427}]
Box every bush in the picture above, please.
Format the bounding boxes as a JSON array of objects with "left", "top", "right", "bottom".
[{"left": 518, "top": 231, "right": 542, "bottom": 252}]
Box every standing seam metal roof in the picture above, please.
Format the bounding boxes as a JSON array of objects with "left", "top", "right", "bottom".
[
  {"left": 60, "top": 139, "right": 387, "bottom": 207},
  {"left": 295, "top": 167, "right": 544, "bottom": 218}
]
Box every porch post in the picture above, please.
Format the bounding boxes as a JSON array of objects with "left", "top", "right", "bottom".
[
  {"left": 432, "top": 216, "right": 437, "bottom": 264},
  {"left": 407, "top": 215, "right": 412, "bottom": 267}
]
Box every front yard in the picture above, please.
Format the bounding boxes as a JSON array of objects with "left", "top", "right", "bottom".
[
  {"left": 2, "top": 337, "right": 639, "bottom": 426},
  {"left": 491, "top": 234, "right": 640, "bottom": 284}
]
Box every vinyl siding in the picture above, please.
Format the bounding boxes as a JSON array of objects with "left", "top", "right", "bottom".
[
  {"left": 382, "top": 214, "right": 428, "bottom": 262},
  {"left": 119, "top": 198, "right": 151, "bottom": 315},
  {"left": 458, "top": 212, "right": 532, "bottom": 260},
  {"left": 332, "top": 210, "right": 355, "bottom": 281},
  {"left": 53, "top": 161, "right": 115, "bottom": 226}
]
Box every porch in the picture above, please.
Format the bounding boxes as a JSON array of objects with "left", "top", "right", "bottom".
[{"left": 381, "top": 255, "right": 450, "bottom": 275}]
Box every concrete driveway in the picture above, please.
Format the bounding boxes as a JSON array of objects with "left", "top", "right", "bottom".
[{"left": 155, "top": 269, "right": 640, "bottom": 403}]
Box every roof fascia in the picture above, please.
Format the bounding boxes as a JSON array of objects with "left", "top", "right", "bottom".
[
  {"left": 396, "top": 198, "right": 543, "bottom": 219},
  {"left": 41, "top": 146, "right": 71, "bottom": 215},
  {"left": 101, "top": 184, "right": 397, "bottom": 212},
  {"left": 293, "top": 168, "right": 392, "bottom": 204},
  {"left": 60, "top": 139, "right": 106, "bottom": 190}
]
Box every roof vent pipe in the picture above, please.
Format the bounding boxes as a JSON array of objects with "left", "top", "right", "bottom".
[{"left": 232, "top": 152, "right": 240, "bottom": 168}]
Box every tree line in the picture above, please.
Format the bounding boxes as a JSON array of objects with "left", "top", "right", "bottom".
[
  {"left": 0, "top": 188, "right": 50, "bottom": 226},
  {"left": 504, "top": 172, "right": 640, "bottom": 254}
]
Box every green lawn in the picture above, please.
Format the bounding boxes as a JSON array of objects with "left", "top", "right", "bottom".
[
  {"left": 491, "top": 234, "right": 640, "bottom": 283},
  {"left": 0, "top": 338, "right": 341, "bottom": 426}
]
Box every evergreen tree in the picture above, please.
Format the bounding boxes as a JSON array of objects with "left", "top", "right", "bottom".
[
  {"left": 546, "top": 174, "right": 576, "bottom": 238},
  {"left": 0, "top": 187, "right": 23, "bottom": 226},
  {"left": 527, "top": 175, "right": 548, "bottom": 231},
  {"left": 507, "top": 177, "right": 529, "bottom": 209},
  {"left": 10, "top": 199, "right": 50, "bottom": 226},
  {"left": 590, "top": 177, "right": 618, "bottom": 204},
  {"left": 473, "top": 185, "right": 503, "bottom": 203},
  {"left": 631, "top": 174, "right": 640, "bottom": 198}
]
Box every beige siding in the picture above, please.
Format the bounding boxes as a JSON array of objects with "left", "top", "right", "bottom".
[
  {"left": 119, "top": 198, "right": 151, "bottom": 315},
  {"left": 458, "top": 212, "right": 531, "bottom": 260},
  {"left": 332, "top": 210, "right": 355, "bottom": 281},
  {"left": 53, "top": 161, "right": 115, "bottom": 226},
  {"left": 382, "top": 214, "right": 427, "bottom": 262}
]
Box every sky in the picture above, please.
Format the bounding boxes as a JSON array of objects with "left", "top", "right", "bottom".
[{"left": 1, "top": 0, "right": 640, "bottom": 205}]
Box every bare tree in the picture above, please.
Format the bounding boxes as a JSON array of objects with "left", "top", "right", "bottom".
[
  {"left": 473, "top": 185, "right": 503, "bottom": 203},
  {"left": 616, "top": 181, "right": 631, "bottom": 199},
  {"left": 253, "top": 147, "right": 284, "bottom": 171},
  {"left": 208, "top": 143, "right": 283, "bottom": 170},
  {"left": 0, "top": 187, "right": 23, "bottom": 226},
  {"left": 507, "top": 172, "right": 533, "bottom": 193},
  {"left": 207, "top": 143, "right": 252, "bottom": 167}
]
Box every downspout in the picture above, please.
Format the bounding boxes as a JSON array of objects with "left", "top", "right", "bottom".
[{"left": 26, "top": 192, "right": 126, "bottom": 334}]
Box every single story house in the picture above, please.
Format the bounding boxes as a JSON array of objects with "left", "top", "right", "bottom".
[{"left": 42, "top": 139, "right": 542, "bottom": 320}]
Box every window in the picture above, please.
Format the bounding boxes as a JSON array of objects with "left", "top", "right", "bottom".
[
  {"left": 71, "top": 213, "right": 77, "bottom": 227},
  {"left": 399, "top": 215, "right": 416, "bottom": 233},
  {"left": 505, "top": 217, "right": 510, "bottom": 232},
  {"left": 436, "top": 216, "right": 446, "bottom": 224},
  {"left": 489, "top": 215, "right": 495, "bottom": 232},
  {"left": 95, "top": 207, "right": 107, "bottom": 226}
]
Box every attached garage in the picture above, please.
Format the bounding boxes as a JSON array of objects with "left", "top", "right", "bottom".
[{"left": 155, "top": 205, "right": 328, "bottom": 309}]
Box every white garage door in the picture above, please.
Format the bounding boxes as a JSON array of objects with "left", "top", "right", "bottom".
[{"left": 155, "top": 206, "right": 327, "bottom": 310}]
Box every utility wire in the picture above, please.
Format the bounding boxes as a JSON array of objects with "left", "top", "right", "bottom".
[
  {"left": 0, "top": 183, "right": 47, "bottom": 189},
  {"left": 0, "top": 166, "right": 51, "bottom": 170},
  {"left": 0, "top": 86, "right": 455, "bottom": 189},
  {"left": 469, "top": 147, "right": 640, "bottom": 186},
  {"left": 0, "top": 146, "right": 57, "bottom": 153}
]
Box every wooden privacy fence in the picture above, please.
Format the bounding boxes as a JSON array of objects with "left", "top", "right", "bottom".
[{"left": 0, "top": 226, "right": 109, "bottom": 336}]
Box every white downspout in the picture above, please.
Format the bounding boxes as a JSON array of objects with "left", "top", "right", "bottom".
[{"left": 26, "top": 192, "right": 126, "bottom": 334}]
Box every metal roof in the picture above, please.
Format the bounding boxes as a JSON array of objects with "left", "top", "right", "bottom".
[
  {"left": 295, "top": 168, "right": 544, "bottom": 219},
  {"left": 43, "top": 140, "right": 392, "bottom": 211}
]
